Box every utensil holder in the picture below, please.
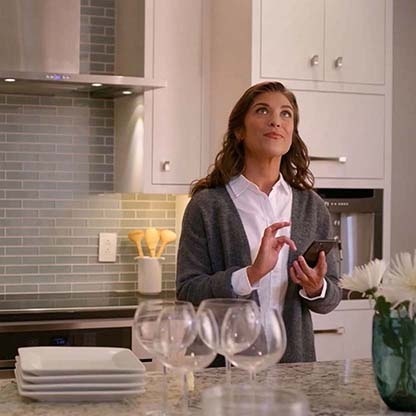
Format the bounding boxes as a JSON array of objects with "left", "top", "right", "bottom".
[{"left": 135, "top": 257, "right": 162, "bottom": 294}]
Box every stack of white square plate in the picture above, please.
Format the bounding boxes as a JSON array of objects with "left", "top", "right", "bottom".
[{"left": 15, "top": 346, "right": 146, "bottom": 402}]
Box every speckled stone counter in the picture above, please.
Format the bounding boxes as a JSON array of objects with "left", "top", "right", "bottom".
[{"left": 0, "top": 359, "right": 410, "bottom": 416}]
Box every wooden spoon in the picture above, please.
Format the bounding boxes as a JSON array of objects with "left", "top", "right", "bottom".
[
  {"left": 127, "top": 229, "right": 144, "bottom": 257},
  {"left": 156, "top": 229, "right": 177, "bottom": 258},
  {"left": 145, "top": 227, "right": 160, "bottom": 257}
]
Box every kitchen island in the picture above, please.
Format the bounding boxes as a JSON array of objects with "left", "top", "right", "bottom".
[{"left": 0, "top": 359, "right": 406, "bottom": 415}]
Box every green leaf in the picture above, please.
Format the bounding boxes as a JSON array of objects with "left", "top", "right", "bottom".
[{"left": 375, "top": 296, "right": 393, "bottom": 318}]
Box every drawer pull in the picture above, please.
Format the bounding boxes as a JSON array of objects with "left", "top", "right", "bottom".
[
  {"left": 314, "top": 327, "right": 345, "bottom": 335},
  {"left": 310, "top": 156, "right": 347, "bottom": 164}
]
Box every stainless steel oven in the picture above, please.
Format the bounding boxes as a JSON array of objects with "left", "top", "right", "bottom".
[
  {"left": 316, "top": 188, "right": 383, "bottom": 277},
  {"left": 0, "top": 318, "right": 135, "bottom": 378},
  {"left": 0, "top": 291, "right": 177, "bottom": 377}
]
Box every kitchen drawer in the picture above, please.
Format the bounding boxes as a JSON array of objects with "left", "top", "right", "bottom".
[
  {"left": 312, "top": 306, "right": 373, "bottom": 361},
  {"left": 296, "top": 91, "right": 385, "bottom": 180}
]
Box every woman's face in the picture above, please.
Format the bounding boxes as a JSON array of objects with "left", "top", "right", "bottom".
[{"left": 239, "top": 91, "right": 294, "bottom": 161}]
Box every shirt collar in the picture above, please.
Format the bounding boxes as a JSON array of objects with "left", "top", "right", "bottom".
[
  {"left": 271, "top": 175, "right": 291, "bottom": 196},
  {"left": 228, "top": 174, "right": 290, "bottom": 198}
]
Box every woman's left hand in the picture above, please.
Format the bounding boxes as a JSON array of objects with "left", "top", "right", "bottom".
[{"left": 289, "top": 251, "right": 327, "bottom": 297}]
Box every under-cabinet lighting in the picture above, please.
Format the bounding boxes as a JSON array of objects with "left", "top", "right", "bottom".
[
  {"left": 122, "top": 90, "right": 133, "bottom": 95},
  {"left": 4, "top": 78, "right": 16, "bottom": 82},
  {"left": 91, "top": 83, "right": 102, "bottom": 87}
]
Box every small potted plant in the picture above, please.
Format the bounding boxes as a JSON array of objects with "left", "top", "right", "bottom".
[{"left": 339, "top": 251, "right": 416, "bottom": 412}]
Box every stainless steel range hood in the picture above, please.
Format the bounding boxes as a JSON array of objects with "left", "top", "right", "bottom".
[
  {"left": 0, "top": 71, "right": 166, "bottom": 98},
  {"left": 0, "top": 0, "right": 165, "bottom": 98}
]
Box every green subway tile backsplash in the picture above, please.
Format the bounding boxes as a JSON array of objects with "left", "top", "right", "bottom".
[{"left": 0, "top": 0, "right": 178, "bottom": 295}]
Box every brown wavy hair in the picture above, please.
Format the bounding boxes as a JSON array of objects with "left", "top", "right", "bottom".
[{"left": 191, "top": 81, "right": 314, "bottom": 196}]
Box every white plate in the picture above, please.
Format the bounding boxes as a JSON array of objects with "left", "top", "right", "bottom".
[
  {"left": 15, "top": 356, "right": 145, "bottom": 384},
  {"left": 15, "top": 366, "right": 145, "bottom": 391},
  {"left": 18, "top": 347, "right": 146, "bottom": 375},
  {"left": 16, "top": 381, "right": 145, "bottom": 402}
]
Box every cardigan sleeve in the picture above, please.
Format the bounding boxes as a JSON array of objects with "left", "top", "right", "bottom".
[
  {"left": 299, "top": 194, "right": 342, "bottom": 314},
  {"left": 176, "top": 193, "right": 241, "bottom": 306}
]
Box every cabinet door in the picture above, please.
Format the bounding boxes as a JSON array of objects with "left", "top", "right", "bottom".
[
  {"left": 312, "top": 307, "right": 373, "bottom": 361},
  {"left": 325, "top": 0, "right": 385, "bottom": 85},
  {"left": 295, "top": 91, "right": 384, "bottom": 179},
  {"left": 151, "top": 0, "right": 204, "bottom": 185},
  {"left": 260, "top": 0, "right": 324, "bottom": 81},
  {"left": 312, "top": 311, "right": 346, "bottom": 361}
]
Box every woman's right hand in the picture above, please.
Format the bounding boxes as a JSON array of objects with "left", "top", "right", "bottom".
[{"left": 247, "top": 221, "right": 296, "bottom": 285}]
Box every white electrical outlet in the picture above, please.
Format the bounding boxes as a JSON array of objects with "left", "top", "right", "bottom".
[{"left": 98, "top": 232, "right": 117, "bottom": 262}]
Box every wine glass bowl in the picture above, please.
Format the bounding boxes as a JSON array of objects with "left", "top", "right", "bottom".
[
  {"left": 219, "top": 303, "right": 261, "bottom": 356},
  {"left": 132, "top": 299, "right": 196, "bottom": 415},
  {"left": 221, "top": 307, "right": 287, "bottom": 380},
  {"left": 197, "top": 298, "right": 260, "bottom": 356},
  {"left": 154, "top": 322, "right": 217, "bottom": 372},
  {"left": 133, "top": 300, "right": 177, "bottom": 353},
  {"left": 152, "top": 302, "right": 198, "bottom": 359},
  {"left": 152, "top": 302, "right": 218, "bottom": 414}
]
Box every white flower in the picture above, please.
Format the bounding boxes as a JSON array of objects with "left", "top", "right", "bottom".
[
  {"left": 380, "top": 250, "right": 416, "bottom": 307},
  {"left": 338, "top": 258, "right": 387, "bottom": 294}
]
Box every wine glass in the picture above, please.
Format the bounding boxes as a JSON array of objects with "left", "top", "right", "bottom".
[
  {"left": 133, "top": 299, "right": 194, "bottom": 415},
  {"left": 221, "top": 307, "right": 287, "bottom": 382},
  {"left": 197, "top": 298, "right": 260, "bottom": 383},
  {"left": 153, "top": 305, "right": 218, "bottom": 414}
]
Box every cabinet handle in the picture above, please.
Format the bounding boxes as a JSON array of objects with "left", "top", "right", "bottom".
[
  {"left": 162, "top": 161, "right": 171, "bottom": 172},
  {"left": 310, "top": 156, "right": 347, "bottom": 163},
  {"left": 334, "top": 56, "right": 343, "bottom": 68},
  {"left": 310, "top": 54, "right": 319, "bottom": 66},
  {"left": 314, "top": 327, "right": 345, "bottom": 335}
]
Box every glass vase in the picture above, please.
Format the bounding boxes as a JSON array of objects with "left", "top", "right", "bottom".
[{"left": 372, "top": 313, "right": 416, "bottom": 412}]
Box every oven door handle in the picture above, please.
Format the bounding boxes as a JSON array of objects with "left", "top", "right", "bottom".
[{"left": 0, "top": 318, "right": 132, "bottom": 333}]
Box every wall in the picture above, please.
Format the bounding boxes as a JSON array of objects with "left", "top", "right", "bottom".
[
  {"left": 391, "top": 0, "right": 416, "bottom": 256},
  {"left": 0, "top": 0, "right": 177, "bottom": 295}
]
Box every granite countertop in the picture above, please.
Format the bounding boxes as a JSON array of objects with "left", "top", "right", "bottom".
[{"left": 0, "top": 359, "right": 408, "bottom": 416}]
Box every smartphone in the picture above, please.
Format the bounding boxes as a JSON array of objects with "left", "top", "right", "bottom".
[{"left": 302, "top": 239, "right": 338, "bottom": 267}]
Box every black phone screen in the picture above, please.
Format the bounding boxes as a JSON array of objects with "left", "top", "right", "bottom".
[{"left": 302, "top": 239, "right": 338, "bottom": 267}]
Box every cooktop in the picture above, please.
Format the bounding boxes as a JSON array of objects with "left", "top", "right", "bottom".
[{"left": 0, "top": 291, "right": 177, "bottom": 321}]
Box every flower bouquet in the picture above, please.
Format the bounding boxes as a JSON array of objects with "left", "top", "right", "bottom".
[{"left": 339, "top": 251, "right": 416, "bottom": 412}]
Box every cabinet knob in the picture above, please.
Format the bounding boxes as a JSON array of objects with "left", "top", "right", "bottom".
[
  {"left": 310, "top": 54, "right": 319, "bottom": 66},
  {"left": 162, "top": 161, "right": 171, "bottom": 172},
  {"left": 334, "top": 56, "right": 343, "bottom": 69}
]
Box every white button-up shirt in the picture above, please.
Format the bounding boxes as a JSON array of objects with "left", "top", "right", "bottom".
[{"left": 226, "top": 175, "right": 326, "bottom": 312}]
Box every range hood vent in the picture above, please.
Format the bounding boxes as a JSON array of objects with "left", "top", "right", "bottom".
[
  {"left": 0, "top": 0, "right": 165, "bottom": 98},
  {"left": 0, "top": 71, "right": 166, "bottom": 98}
]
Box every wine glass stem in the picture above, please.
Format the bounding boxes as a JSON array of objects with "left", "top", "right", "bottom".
[
  {"left": 162, "top": 364, "right": 168, "bottom": 414},
  {"left": 181, "top": 372, "right": 190, "bottom": 415},
  {"left": 249, "top": 370, "right": 256, "bottom": 383},
  {"left": 225, "top": 357, "right": 231, "bottom": 384}
]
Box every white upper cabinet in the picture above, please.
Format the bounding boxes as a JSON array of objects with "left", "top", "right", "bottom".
[
  {"left": 115, "top": 0, "right": 207, "bottom": 194},
  {"left": 260, "top": 0, "right": 386, "bottom": 85},
  {"left": 148, "top": 0, "right": 205, "bottom": 189},
  {"left": 324, "top": 0, "right": 385, "bottom": 85},
  {"left": 207, "top": 0, "right": 391, "bottom": 187},
  {"left": 261, "top": 0, "right": 325, "bottom": 81}
]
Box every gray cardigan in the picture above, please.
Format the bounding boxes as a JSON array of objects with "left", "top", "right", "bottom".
[{"left": 176, "top": 186, "right": 342, "bottom": 362}]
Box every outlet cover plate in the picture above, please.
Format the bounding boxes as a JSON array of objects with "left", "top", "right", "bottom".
[{"left": 98, "top": 232, "right": 117, "bottom": 262}]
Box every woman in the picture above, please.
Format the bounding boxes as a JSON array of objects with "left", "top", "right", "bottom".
[{"left": 176, "top": 81, "right": 342, "bottom": 363}]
